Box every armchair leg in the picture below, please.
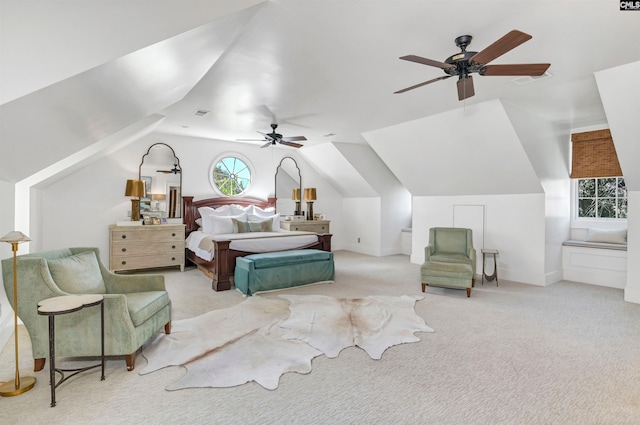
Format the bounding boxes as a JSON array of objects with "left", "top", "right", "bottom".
[
  {"left": 466, "top": 288, "right": 471, "bottom": 298},
  {"left": 34, "top": 357, "right": 46, "bottom": 371},
  {"left": 125, "top": 353, "right": 136, "bottom": 371},
  {"left": 472, "top": 278, "right": 475, "bottom": 288},
  {"left": 164, "top": 321, "right": 172, "bottom": 334},
  {"left": 421, "top": 283, "right": 426, "bottom": 292}
]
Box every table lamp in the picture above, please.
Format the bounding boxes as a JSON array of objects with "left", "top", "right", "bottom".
[
  {"left": 0, "top": 231, "right": 37, "bottom": 397},
  {"left": 304, "top": 188, "right": 317, "bottom": 221},
  {"left": 125, "top": 179, "right": 145, "bottom": 221},
  {"left": 292, "top": 188, "right": 302, "bottom": 216},
  {"left": 151, "top": 193, "right": 166, "bottom": 211}
]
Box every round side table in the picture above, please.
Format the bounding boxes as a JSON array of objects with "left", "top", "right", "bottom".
[{"left": 37, "top": 294, "right": 105, "bottom": 407}]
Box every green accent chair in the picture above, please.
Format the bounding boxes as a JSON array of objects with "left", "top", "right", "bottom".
[
  {"left": 421, "top": 227, "right": 476, "bottom": 297},
  {"left": 1, "top": 247, "right": 171, "bottom": 372}
]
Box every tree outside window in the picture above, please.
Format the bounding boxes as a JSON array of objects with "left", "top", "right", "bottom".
[
  {"left": 212, "top": 156, "right": 252, "bottom": 196},
  {"left": 577, "top": 177, "right": 627, "bottom": 219}
]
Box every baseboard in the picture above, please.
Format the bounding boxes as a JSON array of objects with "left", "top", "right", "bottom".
[
  {"left": 624, "top": 285, "right": 640, "bottom": 304},
  {"left": 341, "top": 244, "right": 380, "bottom": 257}
]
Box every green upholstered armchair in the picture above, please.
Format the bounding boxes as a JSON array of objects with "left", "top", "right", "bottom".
[
  {"left": 1, "top": 247, "right": 171, "bottom": 372},
  {"left": 421, "top": 227, "right": 476, "bottom": 297}
]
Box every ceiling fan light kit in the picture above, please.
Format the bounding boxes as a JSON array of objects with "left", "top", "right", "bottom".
[{"left": 395, "top": 30, "right": 550, "bottom": 101}]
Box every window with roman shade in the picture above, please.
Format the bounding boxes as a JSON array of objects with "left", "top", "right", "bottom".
[{"left": 570, "top": 129, "right": 627, "bottom": 219}]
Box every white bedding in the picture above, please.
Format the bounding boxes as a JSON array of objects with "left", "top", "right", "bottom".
[{"left": 186, "top": 230, "right": 320, "bottom": 261}]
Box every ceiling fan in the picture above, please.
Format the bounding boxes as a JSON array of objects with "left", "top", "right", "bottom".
[
  {"left": 156, "top": 164, "right": 181, "bottom": 174},
  {"left": 237, "top": 123, "right": 307, "bottom": 148},
  {"left": 395, "top": 30, "right": 550, "bottom": 101}
]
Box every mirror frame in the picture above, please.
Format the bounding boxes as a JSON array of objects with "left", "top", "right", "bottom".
[
  {"left": 138, "top": 142, "right": 182, "bottom": 218},
  {"left": 274, "top": 156, "right": 302, "bottom": 216}
]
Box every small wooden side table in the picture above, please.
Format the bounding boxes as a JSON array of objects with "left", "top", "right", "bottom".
[
  {"left": 37, "top": 294, "right": 105, "bottom": 407},
  {"left": 481, "top": 249, "right": 499, "bottom": 286}
]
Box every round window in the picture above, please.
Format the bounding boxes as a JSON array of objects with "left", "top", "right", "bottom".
[{"left": 210, "top": 155, "right": 253, "bottom": 196}]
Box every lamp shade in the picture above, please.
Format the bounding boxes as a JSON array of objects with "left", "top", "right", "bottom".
[
  {"left": 304, "top": 187, "right": 317, "bottom": 201},
  {"left": 0, "top": 231, "right": 31, "bottom": 244},
  {"left": 292, "top": 188, "right": 301, "bottom": 201},
  {"left": 125, "top": 179, "right": 145, "bottom": 198},
  {"left": 151, "top": 193, "right": 166, "bottom": 201}
]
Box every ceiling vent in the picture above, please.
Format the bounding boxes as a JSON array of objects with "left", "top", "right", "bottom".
[
  {"left": 193, "top": 109, "right": 210, "bottom": 117},
  {"left": 511, "top": 72, "right": 552, "bottom": 85}
]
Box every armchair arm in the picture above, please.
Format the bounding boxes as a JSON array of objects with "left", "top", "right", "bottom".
[
  {"left": 424, "top": 245, "right": 434, "bottom": 261},
  {"left": 468, "top": 247, "right": 477, "bottom": 276},
  {"left": 103, "top": 272, "right": 166, "bottom": 294}
]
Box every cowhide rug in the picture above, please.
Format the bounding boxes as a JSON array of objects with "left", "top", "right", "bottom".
[{"left": 140, "top": 294, "right": 433, "bottom": 390}]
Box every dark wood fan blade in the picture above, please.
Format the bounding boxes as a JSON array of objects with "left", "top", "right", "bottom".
[
  {"left": 279, "top": 141, "right": 303, "bottom": 148},
  {"left": 457, "top": 76, "right": 475, "bottom": 101},
  {"left": 480, "top": 63, "right": 550, "bottom": 76},
  {"left": 394, "top": 75, "right": 452, "bottom": 94},
  {"left": 470, "top": 30, "right": 532, "bottom": 65},
  {"left": 156, "top": 170, "right": 171, "bottom": 174},
  {"left": 260, "top": 141, "right": 273, "bottom": 148},
  {"left": 399, "top": 55, "right": 455, "bottom": 70},
  {"left": 281, "top": 136, "right": 307, "bottom": 142}
]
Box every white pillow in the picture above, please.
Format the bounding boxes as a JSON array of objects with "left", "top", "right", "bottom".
[
  {"left": 198, "top": 205, "right": 230, "bottom": 218},
  {"left": 203, "top": 213, "right": 247, "bottom": 234},
  {"left": 585, "top": 228, "right": 627, "bottom": 244},
  {"left": 251, "top": 206, "right": 276, "bottom": 217},
  {"left": 248, "top": 213, "right": 280, "bottom": 230},
  {"left": 229, "top": 204, "right": 255, "bottom": 215}
]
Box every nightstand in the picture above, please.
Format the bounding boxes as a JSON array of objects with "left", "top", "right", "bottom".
[
  {"left": 109, "top": 224, "right": 185, "bottom": 272},
  {"left": 280, "top": 220, "right": 330, "bottom": 233}
]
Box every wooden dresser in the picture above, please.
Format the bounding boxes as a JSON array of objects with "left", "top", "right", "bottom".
[
  {"left": 280, "top": 219, "right": 330, "bottom": 233},
  {"left": 109, "top": 224, "right": 185, "bottom": 272}
]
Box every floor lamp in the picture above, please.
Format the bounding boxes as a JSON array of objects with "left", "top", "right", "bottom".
[{"left": 0, "top": 231, "right": 36, "bottom": 397}]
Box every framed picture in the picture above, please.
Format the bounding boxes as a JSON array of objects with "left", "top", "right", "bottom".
[{"left": 140, "top": 176, "right": 152, "bottom": 201}]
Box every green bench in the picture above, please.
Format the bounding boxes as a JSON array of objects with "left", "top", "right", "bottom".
[{"left": 234, "top": 249, "right": 334, "bottom": 296}]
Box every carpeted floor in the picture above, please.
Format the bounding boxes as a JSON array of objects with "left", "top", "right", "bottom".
[{"left": 1, "top": 250, "right": 640, "bottom": 424}]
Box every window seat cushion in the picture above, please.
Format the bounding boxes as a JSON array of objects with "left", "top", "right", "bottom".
[{"left": 562, "top": 240, "right": 627, "bottom": 251}]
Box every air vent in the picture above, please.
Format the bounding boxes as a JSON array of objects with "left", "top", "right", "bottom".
[
  {"left": 193, "top": 109, "right": 210, "bottom": 117},
  {"left": 511, "top": 72, "right": 552, "bottom": 85}
]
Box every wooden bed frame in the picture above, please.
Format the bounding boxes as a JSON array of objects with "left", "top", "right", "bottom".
[{"left": 182, "top": 196, "right": 332, "bottom": 291}]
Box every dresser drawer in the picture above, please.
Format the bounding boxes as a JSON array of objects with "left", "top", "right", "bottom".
[
  {"left": 110, "top": 252, "right": 185, "bottom": 272},
  {"left": 111, "top": 241, "right": 184, "bottom": 257},
  {"left": 111, "top": 228, "right": 183, "bottom": 243}
]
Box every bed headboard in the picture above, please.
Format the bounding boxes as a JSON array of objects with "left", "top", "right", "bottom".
[{"left": 182, "top": 196, "right": 276, "bottom": 236}]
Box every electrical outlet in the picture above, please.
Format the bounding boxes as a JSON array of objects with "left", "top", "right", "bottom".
[{"left": 357, "top": 237, "right": 360, "bottom": 243}]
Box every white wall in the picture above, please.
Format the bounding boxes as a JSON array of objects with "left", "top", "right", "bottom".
[
  {"left": 412, "top": 194, "right": 547, "bottom": 286},
  {"left": 0, "top": 180, "right": 17, "bottom": 350},
  {"left": 595, "top": 61, "right": 640, "bottom": 303},
  {"left": 341, "top": 198, "right": 381, "bottom": 256}
]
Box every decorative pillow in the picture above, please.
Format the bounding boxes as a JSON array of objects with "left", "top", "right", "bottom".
[
  {"left": 229, "top": 204, "right": 251, "bottom": 216},
  {"left": 47, "top": 251, "right": 106, "bottom": 294},
  {"left": 204, "top": 213, "right": 247, "bottom": 234},
  {"left": 232, "top": 217, "right": 250, "bottom": 233},
  {"left": 195, "top": 218, "right": 202, "bottom": 227},
  {"left": 249, "top": 213, "right": 280, "bottom": 230},
  {"left": 585, "top": 228, "right": 627, "bottom": 244},
  {"left": 249, "top": 218, "right": 273, "bottom": 232}
]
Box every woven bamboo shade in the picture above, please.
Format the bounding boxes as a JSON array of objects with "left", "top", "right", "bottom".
[{"left": 570, "top": 129, "right": 622, "bottom": 178}]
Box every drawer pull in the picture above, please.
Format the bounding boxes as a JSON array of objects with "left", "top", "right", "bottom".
[
  {"left": 172, "top": 233, "right": 176, "bottom": 237},
  {"left": 122, "top": 235, "right": 127, "bottom": 239},
  {"left": 171, "top": 257, "right": 176, "bottom": 261},
  {"left": 121, "top": 248, "right": 126, "bottom": 252},
  {"left": 172, "top": 245, "right": 176, "bottom": 249},
  {"left": 121, "top": 261, "right": 126, "bottom": 265}
]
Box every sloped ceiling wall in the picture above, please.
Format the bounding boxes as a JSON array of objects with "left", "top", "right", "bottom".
[
  {"left": 595, "top": 61, "right": 640, "bottom": 191},
  {"left": 0, "top": 5, "right": 261, "bottom": 183},
  {"left": 363, "top": 99, "right": 543, "bottom": 196},
  {"left": 0, "top": 0, "right": 265, "bottom": 103},
  {"left": 301, "top": 143, "right": 378, "bottom": 198}
]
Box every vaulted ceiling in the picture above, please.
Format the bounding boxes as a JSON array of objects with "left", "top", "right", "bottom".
[{"left": 1, "top": 0, "right": 639, "bottom": 184}]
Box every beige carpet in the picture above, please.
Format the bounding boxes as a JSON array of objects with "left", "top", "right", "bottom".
[{"left": 1, "top": 250, "right": 640, "bottom": 424}]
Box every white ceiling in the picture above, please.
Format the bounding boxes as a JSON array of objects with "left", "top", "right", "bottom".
[{"left": 2, "top": 0, "right": 640, "bottom": 181}]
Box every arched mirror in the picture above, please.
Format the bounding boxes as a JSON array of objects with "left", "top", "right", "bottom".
[
  {"left": 274, "top": 157, "right": 302, "bottom": 216},
  {"left": 139, "top": 143, "right": 182, "bottom": 218}
]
